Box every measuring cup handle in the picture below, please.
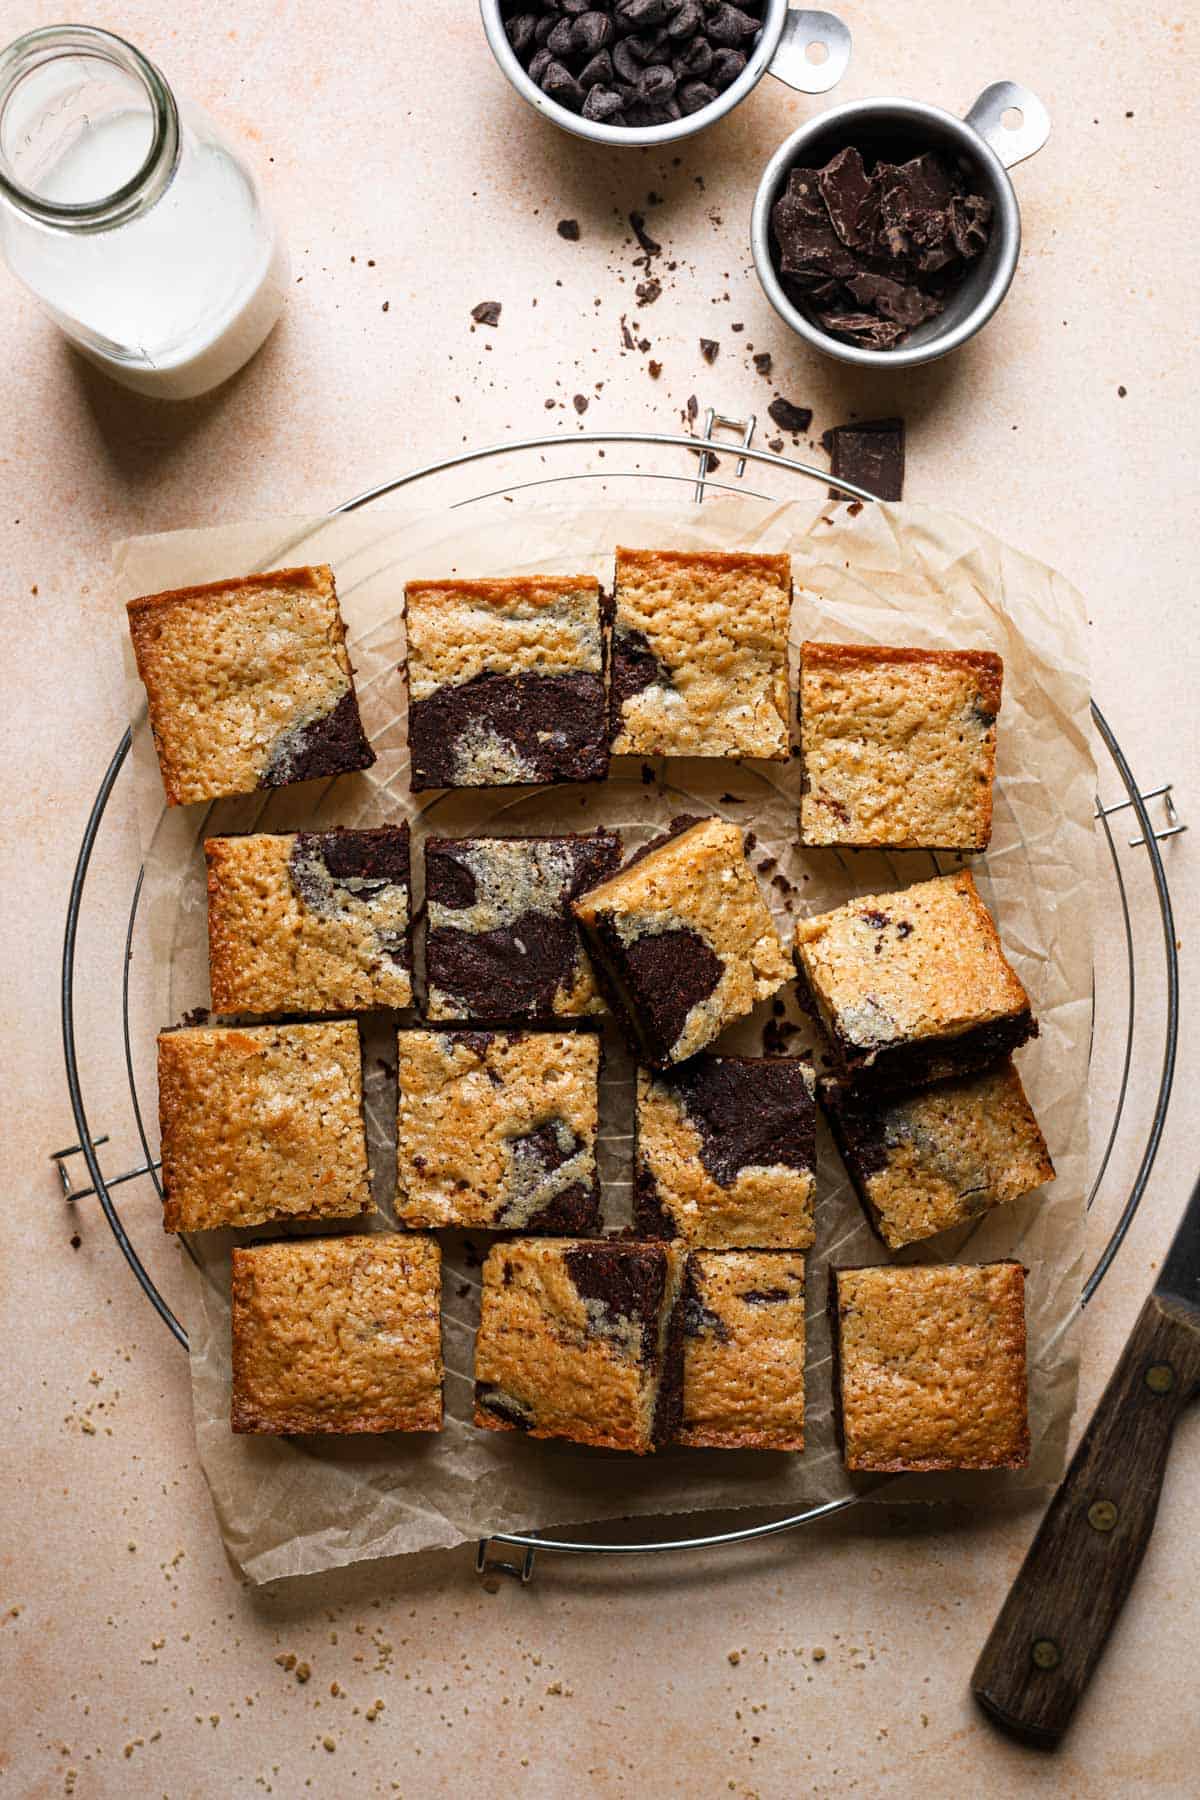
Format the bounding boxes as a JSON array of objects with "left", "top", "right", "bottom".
[
  {"left": 965, "top": 81, "right": 1051, "bottom": 169},
  {"left": 767, "top": 9, "right": 852, "bottom": 95}
]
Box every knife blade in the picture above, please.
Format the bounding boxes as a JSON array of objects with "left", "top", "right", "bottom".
[{"left": 971, "top": 1173, "right": 1200, "bottom": 1747}]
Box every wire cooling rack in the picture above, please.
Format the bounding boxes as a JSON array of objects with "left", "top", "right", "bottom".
[{"left": 55, "top": 422, "right": 1183, "bottom": 1584}]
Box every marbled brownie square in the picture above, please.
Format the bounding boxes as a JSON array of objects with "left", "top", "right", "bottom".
[
  {"left": 231, "top": 1234, "right": 443, "bottom": 1435},
  {"left": 798, "top": 642, "right": 1002, "bottom": 850},
  {"left": 473, "top": 1239, "right": 686, "bottom": 1454},
  {"left": 610, "top": 549, "right": 791, "bottom": 759},
  {"left": 395, "top": 1029, "right": 601, "bottom": 1232},
  {"left": 206, "top": 826, "right": 411, "bottom": 1015},
  {"left": 635, "top": 1055, "right": 816, "bottom": 1248},
  {"left": 157, "top": 1021, "right": 371, "bottom": 1232},
  {"left": 821, "top": 1060, "right": 1054, "bottom": 1250},
  {"left": 423, "top": 830, "right": 621, "bottom": 1020},
  {"left": 127, "top": 564, "right": 374, "bottom": 806},
  {"left": 678, "top": 1251, "right": 807, "bottom": 1450},
  {"left": 793, "top": 870, "right": 1036, "bottom": 1095},
  {"left": 831, "top": 1262, "right": 1030, "bottom": 1473},
  {"left": 572, "top": 816, "right": 791, "bottom": 1067},
  {"left": 404, "top": 575, "right": 608, "bottom": 789}
]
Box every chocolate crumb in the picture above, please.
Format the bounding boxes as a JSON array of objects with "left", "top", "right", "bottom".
[
  {"left": 699, "top": 337, "right": 719, "bottom": 363},
  {"left": 753, "top": 352, "right": 773, "bottom": 377},
  {"left": 471, "top": 301, "right": 501, "bottom": 327},
  {"left": 767, "top": 435, "right": 784, "bottom": 453},
  {"left": 557, "top": 219, "right": 581, "bottom": 240},
  {"left": 636, "top": 278, "right": 662, "bottom": 305},
  {"left": 573, "top": 394, "right": 589, "bottom": 414},
  {"left": 648, "top": 359, "right": 662, "bottom": 378},
  {"left": 629, "top": 212, "right": 661, "bottom": 257}
]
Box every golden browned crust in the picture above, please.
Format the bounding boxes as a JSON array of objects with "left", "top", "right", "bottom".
[
  {"left": 832, "top": 1261, "right": 1029, "bottom": 1472},
  {"left": 205, "top": 832, "right": 412, "bottom": 1014},
  {"left": 230, "top": 1234, "right": 443, "bottom": 1434},
  {"left": 828, "top": 1060, "right": 1054, "bottom": 1250},
  {"left": 573, "top": 818, "right": 790, "bottom": 1064},
  {"left": 611, "top": 547, "right": 791, "bottom": 760},
  {"left": 798, "top": 641, "right": 1003, "bottom": 851},
  {"left": 677, "top": 1252, "right": 806, "bottom": 1450},
  {"left": 472, "top": 1239, "right": 685, "bottom": 1454},
  {"left": 394, "top": 1030, "right": 600, "bottom": 1229},
  {"left": 158, "top": 1022, "right": 371, "bottom": 1232},
  {"left": 403, "top": 575, "right": 601, "bottom": 607},
  {"left": 794, "top": 870, "right": 1032, "bottom": 1069},
  {"left": 127, "top": 564, "right": 364, "bottom": 806}
]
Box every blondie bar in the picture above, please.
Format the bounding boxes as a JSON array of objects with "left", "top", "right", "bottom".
[
  {"left": 231, "top": 1234, "right": 442, "bottom": 1434},
  {"left": 799, "top": 642, "right": 1003, "bottom": 850},
  {"left": 395, "top": 1029, "right": 601, "bottom": 1232},
  {"left": 821, "top": 1061, "right": 1054, "bottom": 1250},
  {"left": 635, "top": 1055, "right": 816, "bottom": 1247},
  {"left": 404, "top": 575, "right": 607, "bottom": 788},
  {"left": 831, "top": 1261, "right": 1030, "bottom": 1472},
  {"left": 206, "top": 826, "right": 412, "bottom": 1015},
  {"left": 609, "top": 548, "right": 791, "bottom": 759},
  {"left": 473, "top": 1239, "right": 686, "bottom": 1453},
  {"left": 572, "top": 817, "right": 790, "bottom": 1067},
  {"left": 678, "top": 1251, "right": 807, "bottom": 1450},
  {"left": 157, "top": 1022, "right": 371, "bottom": 1232},
  {"left": 423, "top": 831, "right": 620, "bottom": 1020},
  {"left": 794, "top": 870, "right": 1035, "bottom": 1093},
  {"left": 127, "top": 565, "right": 374, "bottom": 806}
]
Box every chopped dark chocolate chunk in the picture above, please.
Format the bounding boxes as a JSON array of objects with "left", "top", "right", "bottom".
[
  {"left": 824, "top": 417, "right": 905, "bottom": 501},
  {"left": 769, "top": 143, "right": 993, "bottom": 351},
  {"left": 471, "top": 300, "right": 502, "bottom": 327},
  {"left": 699, "top": 337, "right": 719, "bottom": 362},
  {"left": 767, "top": 396, "right": 812, "bottom": 435}
]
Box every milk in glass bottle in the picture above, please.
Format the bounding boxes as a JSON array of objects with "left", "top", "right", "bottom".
[{"left": 0, "top": 25, "right": 287, "bottom": 398}]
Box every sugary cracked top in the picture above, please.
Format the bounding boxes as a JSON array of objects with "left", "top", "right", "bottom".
[
  {"left": 833, "top": 1262, "right": 1029, "bottom": 1471},
  {"left": 573, "top": 817, "right": 790, "bottom": 1065},
  {"left": 799, "top": 642, "right": 1002, "bottom": 850},
  {"left": 405, "top": 575, "right": 607, "bottom": 787},
  {"left": 127, "top": 564, "right": 374, "bottom": 806},
  {"left": 794, "top": 870, "right": 1030, "bottom": 1057},
  {"left": 610, "top": 549, "right": 791, "bottom": 760}
]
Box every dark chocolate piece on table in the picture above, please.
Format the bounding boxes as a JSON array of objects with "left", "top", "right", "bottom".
[{"left": 824, "top": 417, "right": 905, "bottom": 501}]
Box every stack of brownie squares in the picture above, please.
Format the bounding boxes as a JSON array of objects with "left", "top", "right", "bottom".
[{"left": 126, "top": 553, "right": 1053, "bottom": 1480}]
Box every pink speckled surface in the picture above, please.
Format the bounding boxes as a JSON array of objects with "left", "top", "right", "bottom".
[{"left": 3, "top": 2, "right": 1197, "bottom": 1794}]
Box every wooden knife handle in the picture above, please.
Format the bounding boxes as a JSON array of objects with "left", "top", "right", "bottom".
[{"left": 972, "top": 1291, "right": 1200, "bottom": 1748}]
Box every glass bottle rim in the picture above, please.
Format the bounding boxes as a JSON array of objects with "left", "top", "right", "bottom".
[{"left": 0, "top": 23, "right": 179, "bottom": 230}]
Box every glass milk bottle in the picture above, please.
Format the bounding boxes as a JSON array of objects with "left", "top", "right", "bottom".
[{"left": 0, "top": 24, "right": 288, "bottom": 398}]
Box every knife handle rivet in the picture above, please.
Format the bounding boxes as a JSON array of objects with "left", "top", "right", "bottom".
[
  {"left": 1087, "top": 1499, "right": 1119, "bottom": 1532},
  {"left": 1031, "top": 1638, "right": 1061, "bottom": 1671},
  {"left": 1145, "top": 1362, "right": 1175, "bottom": 1394}
]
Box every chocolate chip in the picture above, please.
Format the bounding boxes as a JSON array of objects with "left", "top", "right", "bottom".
[
  {"left": 471, "top": 300, "right": 502, "bottom": 327},
  {"left": 574, "top": 9, "right": 615, "bottom": 52},
  {"left": 505, "top": 13, "right": 538, "bottom": 53},
  {"left": 678, "top": 78, "right": 716, "bottom": 113},
  {"left": 579, "top": 47, "right": 614, "bottom": 85},
  {"left": 546, "top": 15, "right": 577, "bottom": 55},
  {"left": 557, "top": 217, "right": 581, "bottom": 240},
  {"left": 615, "top": 0, "right": 674, "bottom": 24},
  {"left": 583, "top": 84, "right": 624, "bottom": 121},
  {"left": 707, "top": 3, "right": 758, "bottom": 45},
  {"left": 709, "top": 45, "right": 747, "bottom": 87},
  {"left": 767, "top": 396, "right": 812, "bottom": 434},
  {"left": 613, "top": 36, "right": 650, "bottom": 81},
  {"left": 541, "top": 59, "right": 584, "bottom": 105},
  {"left": 527, "top": 45, "right": 553, "bottom": 82},
  {"left": 639, "top": 62, "right": 677, "bottom": 101},
  {"left": 674, "top": 35, "right": 712, "bottom": 76}
]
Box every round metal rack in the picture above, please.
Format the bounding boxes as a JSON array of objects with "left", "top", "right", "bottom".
[{"left": 56, "top": 424, "right": 1182, "bottom": 1578}]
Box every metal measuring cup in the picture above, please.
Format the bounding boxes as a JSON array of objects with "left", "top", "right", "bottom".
[
  {"left": 750, "top": 83, "right": 1051, "bottom": 367},
  {"left": 480, "top": 2, "right": 852, "bottom": 147}
]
